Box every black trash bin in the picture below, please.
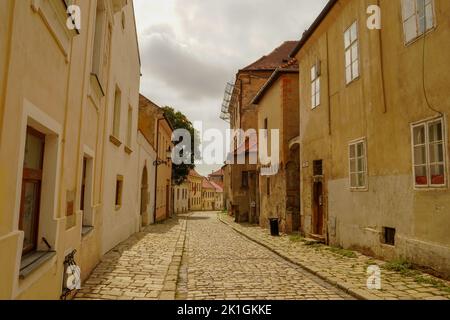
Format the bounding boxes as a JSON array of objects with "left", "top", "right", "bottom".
[{"left": 269, "top": 218, "right": 279, "bottom": 236}]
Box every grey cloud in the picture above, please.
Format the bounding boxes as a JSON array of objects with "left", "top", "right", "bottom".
[{"left": 140, "top": 31, "right": 229, "bottom": 101}]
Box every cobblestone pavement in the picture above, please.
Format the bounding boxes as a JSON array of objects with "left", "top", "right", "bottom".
[
  {"left": 176, "top": 212, "right": 352, "bottom": 300},
  {"left": 75, "top": 216, "right": 186, "bottom": 300},
  {"left": 219, "top": 213, "right": 450, "bottom": 300}
]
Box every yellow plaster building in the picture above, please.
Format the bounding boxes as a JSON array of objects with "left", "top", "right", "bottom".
[
  {"left": 0, "top": 0, "right": 140, "bottom": 299},
  {"left": 188, "top": 169, "right": 203, "bottom": 211},
  {"left": 292, "top": 0, "right": 450, "bottom": 275}
]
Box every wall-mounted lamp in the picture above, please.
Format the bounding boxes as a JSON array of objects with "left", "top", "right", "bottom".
[{"left": 153, "top": 146, "right": 172, "bottom": 166}]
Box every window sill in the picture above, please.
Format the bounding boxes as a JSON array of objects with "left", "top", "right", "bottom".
[
  {"left": 350, "top": 187, "right": 369, "bottom": 192},
  {"left": 345, "top": 76, "right": 360, "bottom": 87},
  {"left": 115, "top": 205, "right": 122, "bottom": 211},
  {"left": 124, "top": 145, "right": 133, "bottom": 154},
  {"left": 81, "top": 225, "right": 94, "bottom": 237},
  {"left": 109, "top": 135, "right": 122, "bottom": 147},
  {"left": 20, "top": 251, "right": 56, "bottom": 280}
]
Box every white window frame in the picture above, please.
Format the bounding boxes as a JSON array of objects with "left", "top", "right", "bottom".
[
  {"left": 344, "top": 21, "right": 359, "bottom": 85},
  {"left": 401, "top": 0, "right": 436, "bottom": 45},
  {"left": 411, "top": 117, "right": 447, "bottom": 189},
  {"left": 311, "top": 62, "right": 321, "bottom": 109},
  {"left": 348, "top": 138, "right": 368, "bottom": 190}
]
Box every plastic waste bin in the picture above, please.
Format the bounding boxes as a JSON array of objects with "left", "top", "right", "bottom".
[{"left": 269, "top": 218, "right": 279, "bottom": 236}]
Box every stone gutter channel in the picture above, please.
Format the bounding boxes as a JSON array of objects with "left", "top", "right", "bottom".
[{"left": 159, "top": 214, "right": 190, "bottom": 300}]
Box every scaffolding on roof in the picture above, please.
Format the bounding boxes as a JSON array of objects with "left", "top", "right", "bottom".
[{"left": 220, "top": 82, "right": 239, "bottom": 123}]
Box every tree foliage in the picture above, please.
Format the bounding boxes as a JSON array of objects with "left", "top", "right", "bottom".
[{"left": 162, "top": 106, "right": 200, "bottom": 185}]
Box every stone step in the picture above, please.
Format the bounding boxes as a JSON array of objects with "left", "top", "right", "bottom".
[{"left": 306, "top": 234, "right": 326, "bottom": 244}]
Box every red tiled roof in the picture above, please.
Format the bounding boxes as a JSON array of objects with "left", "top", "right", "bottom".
[
  {"left": 251, "top": 58, "right": 299, "bottom": 105},
  {"left": 209, "top": 181, "right": 223, "bottom": 193},
  {"left": 202, "top": 179, "right": 216, "bottom": 190},
  {"left": 188, "top": 169, "right": 203, "bottom": 178},
  {"left": 210, "top": 168, "right": 224, "bottom": 177},
  {"left": 241, "top": 41, "right": 299, "bottom": 72}
]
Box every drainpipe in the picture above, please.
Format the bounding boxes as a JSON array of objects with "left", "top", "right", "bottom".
[
  {"left": 326, "top": 31, "right": 332, "bottom": 135},
  {"left": 153, "top": 117, "right": 162, "bottom": 223},
  {"left": 377, "top": 0, "right": 388, "bottom": 114}
]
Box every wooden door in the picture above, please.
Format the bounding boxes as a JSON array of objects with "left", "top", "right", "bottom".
[{"left": 313, "top": 181, "right": 324, "bottom": 235}]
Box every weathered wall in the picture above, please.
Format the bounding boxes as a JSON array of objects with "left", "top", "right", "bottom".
[{"left": 296, "top": 0, "right": 450, "bottom": 275}]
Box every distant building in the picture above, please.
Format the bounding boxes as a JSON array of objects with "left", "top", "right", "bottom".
[
  {"left": 209, "top": 168, "right": 224, "bottom": 185},
  {"left": 210, "top": 181, "right": 225, "bottom": 211},
  {"left": 188, "top": 169, "right": 203, "bottom": 211},
  {"left": 226, "top": 41, "right": 298, "bottom": 224},
  {"left": 202, "top": 179, "right": 216, "bottom": 211},
  {"left": 173, "top": 182, "right": 189, "bottom": 214}
]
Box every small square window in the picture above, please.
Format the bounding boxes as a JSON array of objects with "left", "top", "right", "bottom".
[{"left": 382, "top": 227, "right": 396, "bottom": 246}]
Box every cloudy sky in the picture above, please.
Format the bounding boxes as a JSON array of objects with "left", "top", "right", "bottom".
[{"left": 133, "top": 0, "right": 328, "bottom": 176}]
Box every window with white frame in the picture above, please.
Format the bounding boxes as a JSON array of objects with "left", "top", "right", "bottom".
[
  {"left": 344, "top": 21, "right": 359, "bottom": 84},
  {"left": 402, "top": 0, "right": 435, "bottom": 44},
  {"left": 311, "top": 62, "right": 321, "bottom": 108},
  {"left": 412, "top": 118, "right": 446, "bottom": 188},
  {"left": 349, "top": 139, "right": 367, "bottom": 189}
]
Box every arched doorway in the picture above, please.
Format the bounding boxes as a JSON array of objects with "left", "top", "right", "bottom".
[{"left": 140, "top": 167, "right": 149, "bottom": 226}]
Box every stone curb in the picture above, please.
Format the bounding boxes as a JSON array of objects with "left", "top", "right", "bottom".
[
  {"left": 217, "top": 214, "right": 369, "bottom": 300},
  {"left": 159, "top": 214, "right": 190, "bottom": 300}
]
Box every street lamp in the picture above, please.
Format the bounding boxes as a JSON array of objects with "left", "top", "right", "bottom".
[{"left": 153, "top": 146, "right": 172, "bottom": 166}]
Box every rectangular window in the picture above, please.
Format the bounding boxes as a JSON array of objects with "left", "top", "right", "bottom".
[
  {"left": 241, "top": 171, "right": 249, "bottom": 188},
  {"left": 402, "top": 0, "right": 435, "bottom": 44},
  {"left": 20, "top": 127, "right": 45, "bottom": 254},
  {"left": 92, "top": 0, "right": 106, "bottom": 78},
  {"left": 349, "top": 139, "right": 367, "bottom": 189},
  {"left": 126, "top": 106, "right": 133, "bottom": 147},
  {"left": 311, "top": 62, "right": 321, "bottom": 108},
  {"left": 115, "top": 175, "right": 123, "bottom": 208},
  {"left": 267, "top": 177, "right": 271, "bottom": 196},
  {"left": 344, "top": 21, "right": 359, "bottom": 84},
  {"left": 412, "top": 118, "right": 446, "bottom": 188},
  {"left": 113, "top": 86, "right": 121, "bottom": 138}
]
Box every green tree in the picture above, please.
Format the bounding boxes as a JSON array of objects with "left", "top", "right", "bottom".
[{"left": 162, "top": 106, "right": 200, "bottom": 185}]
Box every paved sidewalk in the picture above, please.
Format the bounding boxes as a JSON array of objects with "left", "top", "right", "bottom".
[
  {"left": 75, "top": 215, "right": 187, "bottom": 300},
  {"left": 219, "top": 214, "right": 450, "bottom": 300}
]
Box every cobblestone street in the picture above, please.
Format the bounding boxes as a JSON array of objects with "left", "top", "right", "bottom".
[
  {"left": 176, "top": 212, "right": 351, "bottom": 300},
  {"left": 76, "top": 212, "right": 351, "bottom": 300},
  {"left": 75, "top": 211, "right": 450, "bottom": 300}
]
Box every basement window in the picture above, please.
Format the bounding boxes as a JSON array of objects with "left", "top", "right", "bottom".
[{"left": 382, "top": 227, "right": 396, "bottom": 246}]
